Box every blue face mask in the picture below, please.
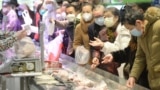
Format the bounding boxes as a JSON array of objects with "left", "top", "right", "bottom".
[
  {"left": 39, "top": 9, "right": 46, "bottom": 15},
  {"left": 95, "top": 17, "right": 104, "bottom": 26},
  {"left": 130, "top": 28, "right": 142, "bottom": 37},
  {"left": 18, "top": 11, "right": 22, "bottom": 16}
]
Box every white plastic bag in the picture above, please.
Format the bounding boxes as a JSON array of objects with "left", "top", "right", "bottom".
[
  {"left": 14, "top": 37, "right": 36, "bottom": 58},
  {"left": 21, "top": 10, "right": 33, "bottom": 35},
  {"left": 75, "top": 46, "right": 90, "bottom": 64},
  {"left": 45, "top": 31, "right": 64, "bottom": 61},
  {"left": 48, "top": 20, "right": 55, "bottom": 35},
  {"left": 22, "top": 10, "right": 32, "bottom": 25}
]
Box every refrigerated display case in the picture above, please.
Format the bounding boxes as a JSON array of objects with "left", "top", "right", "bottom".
[{"left": 30, "top": 54, "right": 150, "bottom": 90}]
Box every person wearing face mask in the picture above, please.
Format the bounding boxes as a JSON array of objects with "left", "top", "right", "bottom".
[
  {"left": 76, "top": 1, "right": 93, "bottom": 21},
  {"left": 30, "top": 2, "right": 46, "bottom": 43},
  {"left": 54, "top": 1, "right": 68, "bottom": 22},
  {"left": 35, "top": 2, "right": 45, "bottom": 27},
  {"left": 50, "top": 4, "right": 80, "bottom": 56},
  {"left": 42, "top": 0, "right": 59, "bottom": 43},
  {"left": 65, "top": 4, "right": 80, "bottom": 56},
  {"left": 88, "top": 5, "right": 105, "bottom": 40},
  {"left": 89, "top": 7, "right": 131, "bottom": 75},
  {"left": 56, "top": 8, "right": 63, "bottom": 21},
  {"left": 60, "top": 0, "right": 69, "bottom": 19},
  {"left": 94, "top": 4, "right": 151, "bottom": 89},
  {"left": 1, "top": 0, "right": 19, "bottom": 31},
  {"left": 73, "top": 3, "right": 94, "bottom": 65},
  {"left": 88, "top": 5, "right": 105, "bottom": 64},
  {"left": 16, "top": 4, "right": 39, "bottom": 42},
  {"left": 124, "top": 7, "right": 160, "bottom": 90},
  {"left": 89, "top": 7, "right": 131, "bottom": 56},
  {"left": 17, "top": 4, "right": 35, "bottom": 26}
]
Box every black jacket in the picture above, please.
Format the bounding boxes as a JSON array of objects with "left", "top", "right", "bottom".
[
  {"left": 88, "top": 23, "right": 105, "bottom": 58},
  {"left": 88, "top": 23, "right": 105, "bottom": 41},
  {"left": 66, "top": 19, "right": 80, "bottom": 41}
]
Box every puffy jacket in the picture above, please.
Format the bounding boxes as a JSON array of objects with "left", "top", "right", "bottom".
[{"left": 130, "top": 7, "right": 160, "bottom": 90}]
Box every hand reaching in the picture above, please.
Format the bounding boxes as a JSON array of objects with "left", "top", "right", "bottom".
[
  {"left": 91, "top": 57, "right": 100, "bottom": 69},
  {"left": 126, "top": 77, "right": 136, "bottom": 88},
  {"left": 89, "top": 37, "right": 104, "bottom": 48},
  {"left": 101, "top": 53, "right": 113, "bottom": 64}
]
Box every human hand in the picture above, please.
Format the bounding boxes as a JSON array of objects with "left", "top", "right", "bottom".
[
  {"left": 91, "top": 57, "right": 100, "bottom": 69},
  {"left": 126, "top": 77, "right": 136, "bottom": 88},
  {"left": 89, "top": 37, "right": 104, "bottom": 48},
  {"left": 15, "top": 30, "right": 27, "bottom": 40},
  {"left": 101, "top": 53, "right": 113, "bottom": 64}
]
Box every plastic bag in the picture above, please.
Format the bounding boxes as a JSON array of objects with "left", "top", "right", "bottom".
[
  {"left": 21, "top": 10, "right": 33, "bottom": 35},
  {"left": 75, "top": 46, "right": 90, "bottom": 64},
  {"left": 14, "top": 37, "right": 36, "bottom": 58},
  {"left": 22, "top": 10, "right": 32, "bottom": 25},
  {"left": 45, "top": 31, "right": 64, "bottom": 61},
  {"left": 48, "top": 20, "right": 55, "bottom": 35}
]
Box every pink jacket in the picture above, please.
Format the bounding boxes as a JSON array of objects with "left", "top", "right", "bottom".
[{"left": 2, "top": 9, "right": 19, "bottom": 31}]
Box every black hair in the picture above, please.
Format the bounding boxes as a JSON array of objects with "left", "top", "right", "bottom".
[
  {"left": 70, "top": 2, "right": 79, "bottom": 11},
  {"left": 123, "top": 8, "right": 144, "bottom": 25},
  {"left": 10, "top": 0, "right": 19, "bottom": 7},
  {"left": 125, "top": 2, "right": 151, "bottom": 12},
  {"left": 37, "top": 3, "right": 43, "bottom": 13},
  {"left": 136, "top": 2, "right": 151, "bottom": 12},
  {"left": 105, "top": 7, "right": 120, "bottom": 22},
  {"left": 56, "top": 0, "right": 63, "bottom": 5},
  {"left": 120, "top": 5, "right": 132, "bottom": 25},
  {"left": 81, "top": 2, "right": 94, "bottom": 11},
  {"left": 2, "top": 0, "right": 19, "bottom": 7},
  {"left": 66, "top": 4, "right": 77, "bottom": 11}
]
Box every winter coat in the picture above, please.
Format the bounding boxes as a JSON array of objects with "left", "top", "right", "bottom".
[
  {"left": 73, "top": 17, "right": 94, "bottom": 50},
  {"left": 111, "top": 36, "right": 149, "bottom": 88},
  {"left": 88, "top": 22, "right": 121, "bottom": 75},
  {"left": 101, "top": 23, "right": 131, "bottom": 55},
  {"left": 130, "top": 7, "right": 160, "bottom": 90}
]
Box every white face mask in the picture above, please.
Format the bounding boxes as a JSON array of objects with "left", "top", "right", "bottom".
[
  {"left": 82, "top": 13, "right": 92, "bottom": 22},
  {"left": 67, "top": 14, "right": 76, "bottom": 22},
  {"left": 130, "top": 28, "right": 142, "bottom": 37},
  {"left": 45, "top": 4, "right": 54, "bottom": 11},
  {"left": 104, "top": 17, "right": 115, "bottom": 27},
  {"left": 95, "top": 17, "right": 104, "bottom": 26}
]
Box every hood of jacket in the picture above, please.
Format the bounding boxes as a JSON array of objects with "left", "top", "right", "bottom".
[{"left": 144, "top": 7, "right": 160, "bottom": 25}]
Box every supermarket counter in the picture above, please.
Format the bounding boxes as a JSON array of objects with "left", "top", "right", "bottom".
[{"left": 29, "top": 54, "right": 149, "bottom": 90}]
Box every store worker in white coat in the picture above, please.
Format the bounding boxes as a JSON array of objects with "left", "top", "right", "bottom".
[{"left": 42, "top": 0, "right": 59, "bottom": 43}]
